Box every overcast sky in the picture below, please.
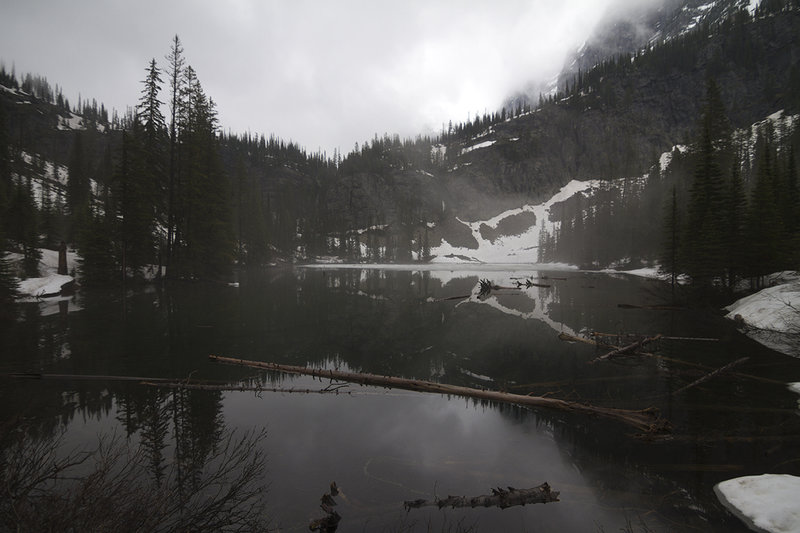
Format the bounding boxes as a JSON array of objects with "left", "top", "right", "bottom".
[{"left": 1, "top": 1, "right": 622, "bottom": 156}]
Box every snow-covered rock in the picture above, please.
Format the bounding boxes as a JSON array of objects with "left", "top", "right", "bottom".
[
  {"left": 17, "top": 274, "right": 74, "bottom": 298},
  {"left": 714, "top": 474, "right": 800, "bottom": 533},
  {"left": 11, "top": 247, "right": 79, "bottom": 299},
  {"left": 724, "top": 273, "right": 800, "bottom": 357},
  {"left": 725, "top": 281, "right": 800, "bottom": 333}
]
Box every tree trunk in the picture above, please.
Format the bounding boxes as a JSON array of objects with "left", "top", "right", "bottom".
[
  {"left": 209, "top": 355, "right": 670, "bottom": 435},
  {"left": 590, "top": 334, "right": 662, "bottom": 364}
]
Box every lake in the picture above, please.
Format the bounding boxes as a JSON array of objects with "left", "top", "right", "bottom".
[{"left": 1, "top": 265, "right": 799, "bottom": 532}]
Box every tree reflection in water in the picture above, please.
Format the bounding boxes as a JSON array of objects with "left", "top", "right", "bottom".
[{"left": 0, "top": 390, "right": 269, "bottom": 532}]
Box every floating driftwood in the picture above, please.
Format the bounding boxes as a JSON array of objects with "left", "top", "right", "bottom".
[
  {"left": 558, "top": 332, "right": 720, "bottom": 349},
  {"left": 141, "top": 381, "right": 350, "bottom": 394},
  {"left": 310, "top": 481, "right": 341, "bottom": 532},
  {"left": 514, "top": 279, "right": 552, "bottom": 289},
  {"left": 557, "top": 332, "right": 604, "bottom": 347},
  {"left": 478, "top": 278, "right": 496, "bottom": 298},
  {"left": 5, "top": 372, "right": 177, "bottom": 382},
  {"left": 591, "top": 332, "right": 720, "bottom": 343},
  {"left": 617, "top": 303, "right": 685, "bottom": 311},
  {"left": 590, "top": 335, "right": 663, "bottom": 364},
  {"left": 404, "top": 483, "right": 559, "bottom": 511},
  {"left": 671, "top": 357, "right": 749, "bottom": 396},
  {"left": 209, "top": 355, "right": 670, "bottom": 435}
]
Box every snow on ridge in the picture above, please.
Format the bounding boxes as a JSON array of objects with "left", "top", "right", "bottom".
[
  {"left": 460, "top": 140, "right": 496, "bottom": 155},
  {"left": 659, "top": 145, "right": 688, "bottom": 174},
  {"left": 431, "top": 179, "right": 602, "bottom": 264},
  {"left": 57, "top": 113, "right": 85, "bottom": 131},
  {"left": 739, "top": 110, "right": 799, "bottom": 167},
  {"left": 432, "top": 138, "right": 697, "bottom": 266}
]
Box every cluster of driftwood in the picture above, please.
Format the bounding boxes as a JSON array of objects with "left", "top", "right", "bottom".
[
  {"left": 557, "top": 330, "right": 749, "bottom": 396},
  {"left": 429, "top": 277, "right": 553, "bottom": 303},
  {"left": 307, "top": 481, "right": 558, "bottom": 531},
  {"left": 404, "top": 483, "right": 559, "bottom": 511}
]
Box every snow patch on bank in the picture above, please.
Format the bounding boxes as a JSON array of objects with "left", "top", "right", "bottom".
[
  {"left": 18, "top": 274, "right": 74, "bottom": 298},
  {"left": 725, "top": 276, "right": 800, "bottom": 332},
  {"left": 714, "top": 474, "right": 800, "bottom": 533},
  {"left": 12, "top": 248, "right": 79, "bottom": 299},
  {"left": 724, "top": 273, "right": 800, "bottom": 357}
]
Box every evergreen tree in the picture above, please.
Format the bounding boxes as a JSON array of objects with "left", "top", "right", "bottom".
[
  {"left": 78, "top": 211, "right": 118, "bottom": 284},
  {"left": 683, "top": 79, "right": 730, "bottom": 288},
  {"left": 745, "top": 135, "right": 781, "bottom": 285},
  {"left": 115, "top": 126, "right": 156, "bottom": 278},
  {"left": 660, "top": 186, "right": 681, "bottom": 296},
  {"left": 67, "top": 132, "right": 91, "bottom": 242},
  {"left": 173, "top": 70, "right": 234, "bottom": 279},
  {"left": 723, "top": 154, "right": 747, "bottom": 289},
  {"left": 6, "top": 181, "right": 41, "bottom": 276},
  {"left": 784, "top": 147, "right": 800, "bottom": 267},
  {"left": 0, "top": 105, "right": 18, "bottom": 316},
  {"left": 165, "top": 35, "right": 186, "bottom": 270}
]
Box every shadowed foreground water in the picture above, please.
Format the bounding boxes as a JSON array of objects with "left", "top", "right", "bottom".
[{"left": 2, "top": 266, "right": 799, "bottom": 532}]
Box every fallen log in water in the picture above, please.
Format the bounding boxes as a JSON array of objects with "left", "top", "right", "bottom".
[
  {"left": 590, "top": 335, "right": 663, "bottom": 364},
  {"left": 404, "top": 483, "right": 559, "bottom": 511},
  {"left": 557, "top": 332, "right": 606, "bottom": 347},
  {"left": 670, "top": 357, "right": 749, "bottom": 396},
  {"left": 617, "top": 303, "right": 685, "bottom": 310},
  {"left": 591, "top": 332, "right": 720, "bottom": 342},
  {"left": 209, "top": 355, "right": 670, "bottom": 435}
]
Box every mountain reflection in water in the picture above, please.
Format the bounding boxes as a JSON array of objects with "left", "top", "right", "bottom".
[{"left": 1, "top": 265, "right": 798, "bottom": 532}]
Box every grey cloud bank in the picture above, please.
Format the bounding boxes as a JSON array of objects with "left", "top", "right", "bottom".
[{"left": 1, "top": 0, "right": 619, "bottom": 155}]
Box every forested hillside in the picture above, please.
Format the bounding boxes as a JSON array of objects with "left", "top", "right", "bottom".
[{"left": 1, "top": 0, "right": 798, "bottom": 294}]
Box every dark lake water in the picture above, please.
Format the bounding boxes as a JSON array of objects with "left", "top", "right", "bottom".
[{"left": 2, "top": 266, "right": 799, "bottom": 532}]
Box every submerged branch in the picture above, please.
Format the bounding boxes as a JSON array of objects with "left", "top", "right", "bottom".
[
  {"left": 209, "top": 355, "right": 671, "bottom": 436},
  {"left": 557, "top": 332, "right": 605, "bottom": 347},
  {"left": 590, "top": 335, "right": 663, "bottom": 364},
  {"left": 670, "top": 357, "right": 749, "bottom": 396},
  {"left": 141, "top": 381, "right": 351, "bottom": 394},
  {"left": 617, "top": 303, "right": 685, "bottom": 310},
  {"left": 404, "top": 483, "right": 559, "bottom": 511}
]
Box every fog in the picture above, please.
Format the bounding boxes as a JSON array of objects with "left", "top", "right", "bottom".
[{"left": 0, "top": 0, "right": 657, "bottom": 155}]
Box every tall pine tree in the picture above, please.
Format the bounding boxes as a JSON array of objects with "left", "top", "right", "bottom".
[
  {"left": 683, "top": 79, "right": 730, "bottom": 288},
  {"left": 137, "top": 58, "right": 167, "bottom": 275},
  {"left": 165, "top": 35, "right": 186, "bottom": 272}
]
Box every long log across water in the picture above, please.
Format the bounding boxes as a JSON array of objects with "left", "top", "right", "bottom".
[{"left": 209, "top": 355, "right": 670, "bottom": 435}]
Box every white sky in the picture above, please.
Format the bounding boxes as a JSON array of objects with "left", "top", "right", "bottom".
[{"left": 0, "top": 0, "right": 622, "bottom": 156}]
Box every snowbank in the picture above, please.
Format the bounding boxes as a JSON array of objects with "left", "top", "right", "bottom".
[
  {"left": 17, "top": 274, "right": 74, "bottom": 298},
  {"left": 790, "top": 383, "right": 800, "bottom": 409},
  {"left": 725, "top": 277, "right": 800, "bottom": 333},
  {"left": 10, "top": 247, "right": 78, "bottom": 299},
  {"left": 724, "top": 275, "right": 800, "bottom": 357},
  {"left": 714, "top": 474, "right": 800, "bottom": 533}
]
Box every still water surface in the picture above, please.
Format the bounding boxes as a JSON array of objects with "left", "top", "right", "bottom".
[{"left": 2, "top": 266, "right": 799, "bottom": 532}]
